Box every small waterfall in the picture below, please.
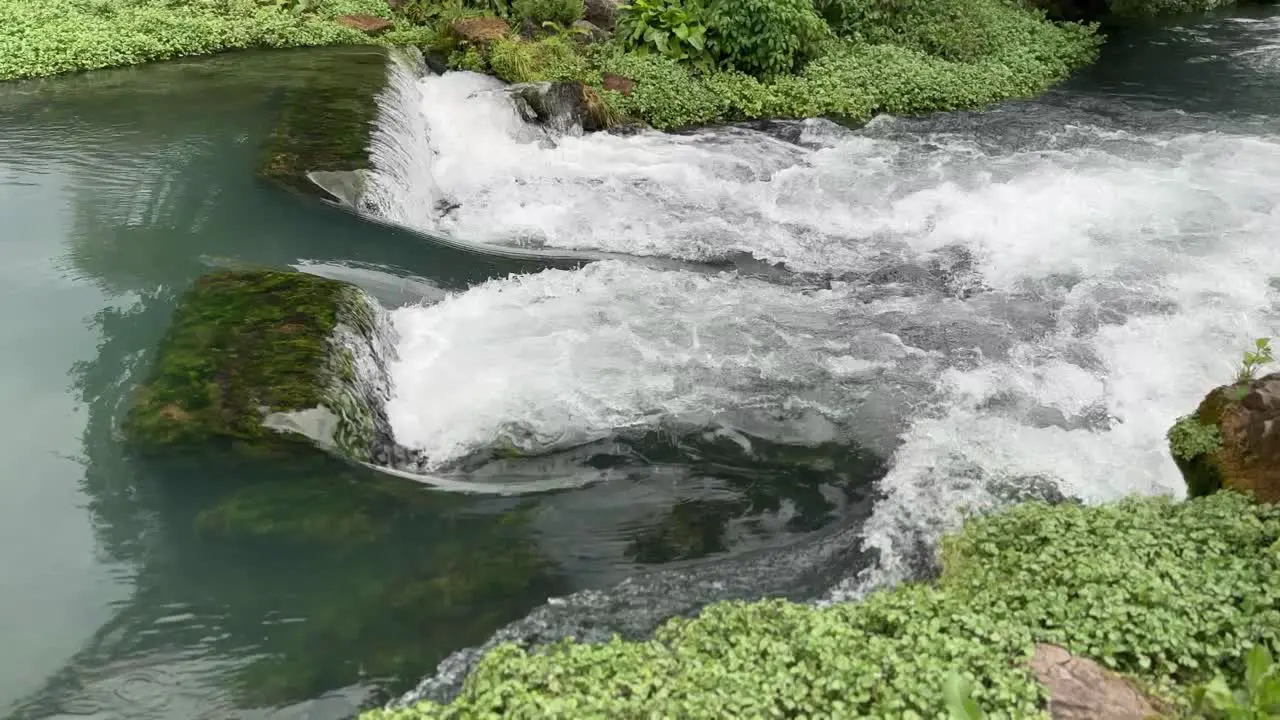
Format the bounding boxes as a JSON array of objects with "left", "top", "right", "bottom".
[{"left": 363, "top": 49, "right": 443, "bottom": 230}]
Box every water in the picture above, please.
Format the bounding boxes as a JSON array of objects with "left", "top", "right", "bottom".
[
  {"left": 3, "top": 9, "right": 1280, "bottom": 719},
  {"left": 357, "top": 9, "right": 1280, "bottom": 702}
]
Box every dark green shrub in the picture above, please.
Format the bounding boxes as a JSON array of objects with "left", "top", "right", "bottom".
[{"left": 701, "top": 0, "right": 829, "bottom": 77}]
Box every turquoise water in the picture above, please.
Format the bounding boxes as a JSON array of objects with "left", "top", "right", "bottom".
[
  {"left": 0, "top": 47, "right": 876, "bottom": 718},
  {"left": 7, "top": 7, "right": 1280, "bottom": 716},
  {"left": 0, "top": 48, "right": 572, "bottom": 718}
]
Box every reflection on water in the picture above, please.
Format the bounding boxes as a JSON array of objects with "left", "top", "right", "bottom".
[{"left": 0, "top": 48, "right": 877, "bottom": 719}]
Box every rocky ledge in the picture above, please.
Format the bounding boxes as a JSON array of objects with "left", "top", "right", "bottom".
[
  {"left": 258, "top": 48, "right": 392, "bottom": 200},
  {"left": 123, "top": 269, "right": 397, "bottom": 464}
]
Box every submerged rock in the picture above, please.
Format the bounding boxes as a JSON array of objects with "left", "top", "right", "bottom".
[
  {"left": 1168, "top": 372, "right": 1280, "bottom": 503},
  {"left": 1028, "top": 644, "right": 1164, "bottom": 720},
  {"left": 123, "top": 270, "right": 397, "bottom": 463},
  {"left": 508, "top": 81, "right": 615, "bottom": 133},
  {"left": 258, "top": 48, "right": 390, "bottom": 199}
]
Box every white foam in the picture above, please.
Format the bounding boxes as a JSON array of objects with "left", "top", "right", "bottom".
[{"left": 384, "top": 262, "right": 936, "bottom": 468}]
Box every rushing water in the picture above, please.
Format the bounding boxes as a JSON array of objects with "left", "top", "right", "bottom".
[{"left": 3, "top": 9, "right": 1280, "bottom": 719}]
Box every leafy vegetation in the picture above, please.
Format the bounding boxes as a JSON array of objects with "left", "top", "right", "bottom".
[
  {"left": 617, "top": 0, "right": 715, "bottom": 69},
  {"left": 363, "top": 492, "right": 1280, "bottom": 718},
  {"left": 1237, "top": 337, "right": 1274, "bottom": 385},
  {"left": 1169, "top": 414, "right": 1223, "bottom": 461},
  {"left": 1193, "top": 644, "right": 1280, "bottom": 719},
  {"left": 0, "top": 0, "right": 404, "bottom": 81}
]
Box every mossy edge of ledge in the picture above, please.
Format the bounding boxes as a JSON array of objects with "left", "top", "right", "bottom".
[
  {"left": 258, "top": 47, "right": 391, "bottom": 198},
  {"left": 364, "top": 491, "right": 1280, "bottom": 718},
  {"left": 123, "top": 269, "right": 393, "bottom": 463}
]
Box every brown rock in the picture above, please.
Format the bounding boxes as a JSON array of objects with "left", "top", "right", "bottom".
[
  {"left": 583, "top": 0, "right": 620, "bottom": 29},
  {"left": 602, "top": 73, "right": 635, "bottom": 96},
  {"left": 1208, "top": 373, "right": 1280, "bottom": 503},
  {"left": 451, "top": 17, "right": 511, "bottom": 45},
  {"left": 572, "top": 20, "right": 611, "bottom": 43},
  {"left": 336, "top": 14, "right": 393, "bottom": 35},
  {"left": 1028, "top": 645, "right": 1163, "bottom": 720}
]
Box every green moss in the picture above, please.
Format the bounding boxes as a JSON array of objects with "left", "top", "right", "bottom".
[
  {"left": 364, "top": 492, "right": 1280, "bottom": 718},
  {"left": 258, "top": 48, "right": 390, "bottom": 196},
  {"left": 123, "top": 269, "right": 383, "bottom": 460}
]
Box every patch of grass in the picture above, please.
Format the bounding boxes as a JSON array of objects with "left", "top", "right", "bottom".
[
  {"left": 363, "top": 492, "right": 1280, "bottom": 718},
  {"left": 0, "top": 0, "right": 406, "bottom": 81},
  {"left": 488, "top": 35, "right": 599, "bottom": 83}
]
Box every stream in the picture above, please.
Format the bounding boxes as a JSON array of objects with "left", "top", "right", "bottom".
[{"left": 3, "top": 8, "right": 1280, "bottom": 719}]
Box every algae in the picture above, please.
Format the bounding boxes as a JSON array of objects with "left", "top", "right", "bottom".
[
  {"left": 258, "top": 48, "right": 391, "bottom": 198},
  {"left": 123, "top": 269, "right": 391, "bottom": 461}
]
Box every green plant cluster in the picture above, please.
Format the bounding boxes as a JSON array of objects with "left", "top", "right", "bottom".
[
  {"left": 1193, "top": 644, "right": 1280, "bottom": 719},
  {"left": 363, "top": 492, "right": 1280, "bottom": 718},
  {"left": 1169, "top": 414, "right": 1224, "bottom": 462}
]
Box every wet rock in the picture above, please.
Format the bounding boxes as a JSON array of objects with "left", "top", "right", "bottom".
[
  {"left": 337, "top": 13, "right": 393, "bottom": 35},
  {"left": 258, "top": 48, "right": 390, "bottom": 198},
  {"left": 509, "top": 81, "right": 613, "bottom": 132},
  {"left": 1169, "top": 373, "right": 1280, "bottom": 503},
  {"left": 1028, "top": 644, "right": 1164, "bottom": 720},
  {"left": 122, "top": 270, "right": 397, "bottom": 464},
  {"left": 452, "top": 16, "right": 512, "bottom": 45},
  {"left": 583, "top": 0, "right": 619, "bottom": 29},
  {"left": 602, "top": 72, "right": 635, "bottom": 96},
  {"left": 572, "top": 19, "right": 611, "bottom": 43}
]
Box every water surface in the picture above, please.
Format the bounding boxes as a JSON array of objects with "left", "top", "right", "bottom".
[{"left": 3, "top": 9, "right": 1280, "bottom": 718}]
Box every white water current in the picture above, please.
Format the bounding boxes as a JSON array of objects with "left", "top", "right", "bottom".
[{"left": 357, "top": 23, "right": 1280, "bottom": 697}]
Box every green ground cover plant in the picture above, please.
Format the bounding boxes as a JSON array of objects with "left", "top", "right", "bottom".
[
  {"left": 0, "top": 0, "right": 427, "bottom": 81},
  {"left": 362, "top": 491, "right": 1280, "bottom": 718}
]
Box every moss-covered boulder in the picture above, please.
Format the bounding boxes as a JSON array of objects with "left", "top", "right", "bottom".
[
  {"left": 1168, "top": 373, "right": 1280, "bottom": 503},
  {"left": 259, "top": 48, "right": 391, "bottom": 199},
  {"left": 123, "top": 270, "right": 396, "bottom": 462}
]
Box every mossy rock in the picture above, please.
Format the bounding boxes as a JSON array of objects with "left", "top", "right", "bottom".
[
  {"left": 1168, "top": 373, "right": 1280, "bottom": 503},
  {"left": 259, "top": 48, "right": 391, "bottom": 198},
  {"left": 123, "top": 270, "right": 394, "bottom": 463}
]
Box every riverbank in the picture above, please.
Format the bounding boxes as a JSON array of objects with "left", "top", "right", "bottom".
[
  {"left": 5, "top": 1, "right": 1271, "bottom": 129},
  {"left": 365, "top": 490, "right": 1280, "bottom": 718},
  {"left": 0, "top": 0, "right": 1099, "bottom": 131},
  {"left": 0, "top": 0, "right": 432, "bottom": 82}
]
